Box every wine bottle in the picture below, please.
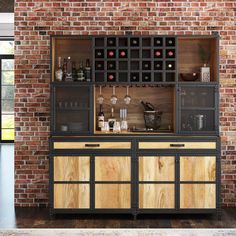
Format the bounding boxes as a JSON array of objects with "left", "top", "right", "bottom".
[
  {"left": 55, "top": 57, "right": 63, "bottom": 81},
  {"left": 107, "top": 73, "right": 116, "bottom": 82},
  {"left": 72, "top": 61, "right": 77, "bottom": 81},
  {"left": 97, "top": 104, "right": 105, "bottom": 131},
  {"left": 77, "top": 61, "right": 85, "bottom": 81},
  {"left": 107, "top": 50, "right": 116, "bottom": 58},
  {"left": 62, "top": 58, "right": 67, "bottom": 81},
  {"left": 108, "top": 107, "right": 116, "bottom": 131},
  {"left": 107, "top": 61, "right": 116, "bottom": 70},
  {"left": 154, "top": 50, "right": 162, "bottom": 58},
  {"left": 84, "top": 59, "right": 91, "bottom": 82},
  {"left": 119, "top": 49, "right": 127, "bottom": 58},
  {"left": 66, "top": 56, "right": 72, "bottom": 80}
]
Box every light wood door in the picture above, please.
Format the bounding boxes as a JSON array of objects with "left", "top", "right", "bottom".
[
  {"left": 180, "top": 184, "right": 216, "bottom": 208},
  {"left": 54, "top": 184, "right": 90, "bottom": 209},
  {"left": 180, "top": 156, "right": 216, "bottom": 181},
  {"left": 139, "top": 184, "right": 175, "bottom": 209},
  {"left": 139, "top": 156, "right": 175, "bottom": 181},
  {"left": 95, "top": 184, "right": 131, "bottom": 208},
  {"left": 95, "top": 156, "right": 131, "bottom": 181},
  {"left": 54, "top": 156, "right": 90, "bottom": 181}
]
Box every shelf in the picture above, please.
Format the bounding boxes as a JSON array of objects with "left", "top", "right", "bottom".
[
  {"left": 181, "top": 107, "right": 215, "bottom": 111},
  {"left": 57, "top": 108, "right": 90, "bottom": 111}
]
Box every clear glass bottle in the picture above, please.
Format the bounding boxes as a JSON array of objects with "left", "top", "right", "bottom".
[
  {"left": 55, "top": 57, "right": 63, "bottom": 81},
  {"left": 77, "top": 61, "right": 85, "bottom": 81}
]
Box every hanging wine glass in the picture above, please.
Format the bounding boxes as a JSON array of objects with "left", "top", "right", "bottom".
[
  {"left": 97, "top": 86, "right": 104, "bottom": 104},
  {"left": 110, "top": 86, "right": 118, "bottom": 105},
  {"left": 124, "top": 86, "right": 131, "bottom": 105}
]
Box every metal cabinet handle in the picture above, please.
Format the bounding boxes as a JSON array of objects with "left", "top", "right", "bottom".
[
  {"left": 170, "top": 144, "right": 185, "bottom": 147},
  {"left": 85, "top": 144, "right": 100, "bottom": 147}
]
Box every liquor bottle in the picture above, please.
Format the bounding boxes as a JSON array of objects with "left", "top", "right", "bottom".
[
  {"left": 141, "top": 101, "right": 155, "bottom": 111},
  {"left": 97, "top": 104, "right": 105, "bottom": 131},
  {"left": 62, "top": 58, "right": 67, "bottom": 81},
  {"left": 55, "top": 57, "right": 63, "bottom": 81},
  {"left": 108, "top": 107, "right": 116, "bottom": 131},
  {"left": 72, "top": 61, "right": 77, "bottom": 81},
  {"left": 66, "top": 56, "right": 72, "bottom": 80},
  {"left": 77, "top": 61, "right": 85, "bottom": 81},
  {"left": 84, "top": 59, "right": 91, "bottom": 82}
]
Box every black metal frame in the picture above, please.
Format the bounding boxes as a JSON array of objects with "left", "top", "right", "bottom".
[
  {"left": 0, "top": 37, "right": 14, "bottom": 143},
  {"left": 49, "top": 34, "right": 221, "bottom": 218}
]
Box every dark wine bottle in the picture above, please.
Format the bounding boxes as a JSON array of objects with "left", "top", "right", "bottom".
[
  {"left": 84, "top": 59, "right": 91, "bottom": 82},
  {"left": 107, "top": 61, "right": 116, "bottom": 70},
  {"left": 107, "top": 50, "right": 116, "bottom": 58},
  {"left": 95, "top": 49, "right": 104, "bottom": 58},
  {"left": 95, "top": 61, "right": 104, "bottom": 70},
  {"left": 97, "top": 104, "right": 105, "bottom": 131},
  {"left": 154, "top": 49, "right": 162, "bottom": 58},
  {"left": 72, "top": 61, "right": 77, "bottom": 81},
  {"left": 119, "top": 49, "right": 127, "bottom": 58},
  {"left": 107, "top": 73, "right": 116, "bottom": 82}
]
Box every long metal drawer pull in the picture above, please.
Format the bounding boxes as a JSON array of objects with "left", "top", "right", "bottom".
[
  {"left": 170, "top": 144, "right": 185, "bottom": 147},
  {"left": 85, "top": 144, "right": 100, "bottom": 147}
]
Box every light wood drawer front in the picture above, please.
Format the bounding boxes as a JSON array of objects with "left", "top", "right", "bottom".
[
  {"left": 54, "top": 184, "right": 89, "bottom": 209},
  {"left": 95, "top": 156, "right": 131, "bottom": 181},
  {"left": 139, "top": 142, "right": 216, "bottom": 149},
  {"left": 180, "top": 156, "right": 216, "bottom": 181},
  {"left": 54, "top": 142, "right": 131, "bottom": 149},
  {"left": 139, "top": 184, "right": 175, "bottom": 209},
  {"left": 139, "top": 156, "right": 175, "bottom": 181},
  {"left": 95, "top": 184, "right": 131, "bottom": 209},
  {"left": 180, "top": 184, "right": 216, "bottom": 209},
  {"left": 54, "top": 156, "right": 90, "bottom": 181}
]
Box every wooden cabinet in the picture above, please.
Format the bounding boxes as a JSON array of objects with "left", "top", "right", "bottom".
[
  {"left": 139, "top": 156, "right": 175, "bottom": 181},
  {"left": 180, "top": 155, "right": 216, "bottom": 209},
  {"left": 95, "top": 156, "right": 131, "bottom": 181},
  {"left": 54, "top": 156, "right": 90, "bottom": 181},
  {"left": 54, "top": 184, "right": 90, "bottom": 209},
  {"left": 139, "top": 184, "right": 175, "bottom": 209},
  {"left": 180, "top": 184, "right": 216, "bottom": 209},
  {"left": 180, "top": 156, "right": 216, "bottom": 181},
  {"left": 95, "top": 184, "right": 131, "bottom": 209}
]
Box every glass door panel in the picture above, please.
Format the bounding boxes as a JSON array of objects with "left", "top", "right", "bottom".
[
  {"left": 179, "top": 85, "right": 217, "bottom": 133},
  {"left": 54, "top": 85, "right": 91, "bottom": 134}
]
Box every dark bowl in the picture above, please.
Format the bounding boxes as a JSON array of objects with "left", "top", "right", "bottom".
[{"left": 180, "top": 73, "right": 199, "bottom": 81}]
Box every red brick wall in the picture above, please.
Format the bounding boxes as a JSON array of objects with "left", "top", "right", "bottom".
[{"left": 14, "top": 1, "right": 236, "bottom": 207}]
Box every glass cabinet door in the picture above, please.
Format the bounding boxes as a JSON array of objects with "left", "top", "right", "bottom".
[
  {"left": 53, "top": 85, "right": 92, "bottom": 134},
  {"left": 179, "top": 85, "right": 218, "bottom": 133}
]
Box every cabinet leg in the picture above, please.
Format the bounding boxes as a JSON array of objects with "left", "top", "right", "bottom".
[
  {"left": 217, "top": 209, "right": 222, "bottom": 221},
  {"left": 133, "top": 213, "right": 138, "bottom": 220}
]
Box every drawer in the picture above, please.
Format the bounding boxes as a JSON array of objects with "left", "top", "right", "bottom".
[
  {"left": 139, "top": 141, "right": 216, "bottom": 149},
  {"left": 53, "top": 141, "right": 131, "bottom": 149}
]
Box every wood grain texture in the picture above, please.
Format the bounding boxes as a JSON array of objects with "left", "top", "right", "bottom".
[
  {"left": 0, "top": 0, "right": 14, "bottom": 12},
  {"left": 180, "top": 156, "right": 216, "bottom": 181},
  {"left": 139, "top": 184, "right": 175, "bottom": 209},
  {"left": 178, "top": 37, "right": 217, "bottom": 82},
  {"left": 95, "top": 86, "right": 174, "bottom": 131},
  {"left": 54, "top": 184, "right": 89, "bottom": 209},
  {"left": 95, "top": 156, "right": 131, "bottom": 181},
  {"left": 180, "top": 184, "right": 216, "bottom": 209},
  {"left": 54, "top": 142, "right": 131, "bottom": 149},
  {"left": 95, "top": 184, "right": 131, "bottom": 209},
  {"left": 139, "top": 156, "right": 175, "bottom": 181},
  {"left": 139, "top": 142, "right": 216, "bottom": 149},
  {"left": 54, "top": 156, "right": 90, "bottom": 181}
]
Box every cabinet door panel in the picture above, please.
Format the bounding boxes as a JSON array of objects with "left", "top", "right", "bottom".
[
  {"left": 180, "top": 184, "right": 216, "bottom": 209},
  {"left": 139, "top": 156, "right": 175, "bottom": 181},
  {"left": 54, "top": 184, "right": 90, "bottom": 209},
  {"left": 139, "top": 184, "right": 175, "bottom": 209},
  {"left": 54, "top": 156, "right": 90, "bottom": 181},
  {"left": 180, "top": 156, "right": 216, "bottom": 181},
  {"left": 95, "top": 184, "right": 131, "bottom": 208},
  {"left": 95, "top": 156, "right": 131, "bottom": 181}
]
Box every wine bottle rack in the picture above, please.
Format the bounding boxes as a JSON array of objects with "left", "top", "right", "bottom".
[{"left": 93, "top": 36, "right": 177, "bottom": 83}]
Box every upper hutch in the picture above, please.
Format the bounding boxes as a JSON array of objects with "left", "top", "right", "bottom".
[{"left": 49, "top": 35, "right": 220, "bottom": 219}]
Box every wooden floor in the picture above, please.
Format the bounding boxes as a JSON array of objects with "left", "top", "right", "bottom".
[{"left": 0, "top": 208, "right": 235, "bottom": 228}]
